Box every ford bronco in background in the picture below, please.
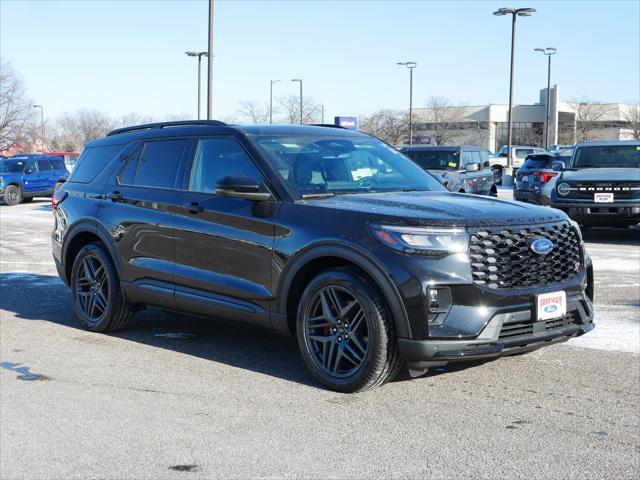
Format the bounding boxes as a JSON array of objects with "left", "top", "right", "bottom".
[
  {"left": 0, "top": 155, "right": 68, "bottom": 205},
  {"left": 550, "top": 140, "right": 640, "bottom": 228},
  {"left": 51, "top": 121, "right": 594, "bottom": 392}
]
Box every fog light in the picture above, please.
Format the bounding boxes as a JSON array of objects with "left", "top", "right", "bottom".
[{"left": 428, "top": 288, "right": 439, "bottom": 310}]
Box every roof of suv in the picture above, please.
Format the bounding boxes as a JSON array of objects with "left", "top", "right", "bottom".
[
  {"left": 574, "top": 140, "right": 640, "bottom": 147},
  {"left": 95, "top": 121, "right": 364, "bottom": 148}
]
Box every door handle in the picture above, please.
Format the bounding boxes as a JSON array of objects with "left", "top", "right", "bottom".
[
  {"left": 183, "top": 201, "right": 204, "bottom": 214},
  {"left": 107, "top": 191, "right": 123, "bottom": 201}
]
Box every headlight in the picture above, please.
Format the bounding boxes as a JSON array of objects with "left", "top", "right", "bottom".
[
  {"left": 370, "top": 224, "right": 469, "bottom": 255},
  {"left": 557, "top": 182, "right": 572, "bottom": 196}
]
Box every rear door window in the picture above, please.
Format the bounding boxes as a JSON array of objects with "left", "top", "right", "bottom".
[
  {"left": 69, "top": 144, "right": 125, "bottom": 183},
  {"left": 37, "top": 159, "right": 52, "bottom": 171},
  {"left": 121, "top": 139, "right": 187, "bottom": 189}
]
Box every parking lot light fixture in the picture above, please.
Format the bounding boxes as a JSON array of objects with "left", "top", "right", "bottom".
[
  {"left": 33, "top": 104, "right": 44, "bottom": 147},
  {"left": 493, "top": 7, "right": 536, "bottom": 176},
  {"left": 397, "top": 62, "right": 417, "bottom": 146},
  {"left": 291, "top": 79, "right": 303, "bottom": 124},
  {"left": 270, "top": 80, "right": 281, "bottom": 124},
  {"left": 535, "top": 47, "right": 557, "bottom": 149},
  {"left": 185, "top": 51, "right": 209, "bottom": 120}
]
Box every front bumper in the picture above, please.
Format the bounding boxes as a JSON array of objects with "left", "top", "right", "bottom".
[
  {"left": 398, "top": 289, "right": 594, "bottom": 369},
  {"left": 551, "top": 201, "right": 640, "bottom": 226}
]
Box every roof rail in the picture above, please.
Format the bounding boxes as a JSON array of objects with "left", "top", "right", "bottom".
[
  {"left": 309, "top": 124, "right": 349, "bottom": 130},
  {"left": 107, "top": 120, "right": 227, "bottom": 137}
]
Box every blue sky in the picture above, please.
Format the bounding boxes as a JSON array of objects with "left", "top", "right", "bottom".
[{"left": 1, "top": 0, "right": 638, "bottom": 122}]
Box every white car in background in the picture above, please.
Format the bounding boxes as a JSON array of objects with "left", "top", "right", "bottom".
[{"left": 490, "top": 145, "right": 546, "bottom": 184}]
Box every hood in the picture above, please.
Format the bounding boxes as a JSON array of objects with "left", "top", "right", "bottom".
[
  {"left": 561, "top": 168, "right": 640, "bottom": 183},
  {"left": 303, "top": 191, "right": 566, "bottom": 227}
]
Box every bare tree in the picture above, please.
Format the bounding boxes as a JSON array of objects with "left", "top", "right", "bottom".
[
  {"left": 420, "top": 96, "right": 466, "bottom": 146},
  {"left": 570, "top": 98, "right": 608, "bottom": 142},
  {"left": 360, "top": 110, "right": 408, "bottom": 145},
  {"left": 0, "top": 59, "right": 35, "bottom": 151},
  {"left": 55, "top": 109, "right": 117, "bottom": 151},
  {"left": 277, "top": 95, "right": 321, "bottom": 124},
  {"left": 622, "top": 102, "right": 640, "bottom": 140},
  {"left": 237, "top": 100, "right": 270, "bottom": 124}
]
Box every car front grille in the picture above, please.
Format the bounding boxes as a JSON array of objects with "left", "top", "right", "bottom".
[
  {"left": 499, "top": 312, "right": 581, "bottom": 342},
  {"left": 565, "top": 182, "right": 640, "bottom": 200},
  {"left": 469, "top": 221, "right": 582, "bottom": 290}
]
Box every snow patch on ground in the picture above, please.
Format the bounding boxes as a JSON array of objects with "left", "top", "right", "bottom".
[{"left": 569, "top": 319, "right": 640, "bottom": 354}]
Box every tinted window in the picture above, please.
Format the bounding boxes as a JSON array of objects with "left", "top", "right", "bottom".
[
  {"left": 24, "top": 160, "right": 37, "bottom": 173},
  {"left": 189, "top": 138, "right": 261, "bottom": 194},
  {"left": 572, "top": 145, "right": 640, "bottom": 169},
  {"left": 37, "top": 159, "right": 52, "bottom": 171},
  {"left": 522, "top": 158, "right": 551, "bottom": 169},
  {"left": 69, "top": 144, "right": 125, "bottom": 183},
  {"left": 129, "top": 139, "right": 186, "bottom": 189},
  {"left": 461, "top": 151, "right": 480, "bottom": 167},
  {"left": 53, "top": 158, "right": 66, "bottom": 170},
  {"left": 403, "top": 149, "right": 460, "bottom": 171},
  {"left": 0, "top": 160, "right": 26, "bottom": 173}
]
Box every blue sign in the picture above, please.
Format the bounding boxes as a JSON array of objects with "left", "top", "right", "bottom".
[
  {"left": 530, "top": 238, "right": 554, "bottom": 255},
  {"left": 335, "top": 116, "right": 358, "bottom": 131}
]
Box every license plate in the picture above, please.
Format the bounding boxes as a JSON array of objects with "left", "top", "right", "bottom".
[
  {"left": 536, "top": 291, "right": 566, "bottom": 321},
  {"left": 594, "top": 192, "right": 614, "bottom": 203}
]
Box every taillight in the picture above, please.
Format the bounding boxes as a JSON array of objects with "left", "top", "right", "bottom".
[
  {"left": 52, "top": 190, "right": 68, "bottom": 213},
  {"left": 539, "top": 172, "right": 557, "bottom": 183}
]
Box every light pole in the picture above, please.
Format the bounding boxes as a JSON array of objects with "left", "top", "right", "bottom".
[
  {"left": 270, "top": 80, "right": 281, "bottom": 124},
  {"left": 186, "top": 51, "right": 208, "bottom": 120},
  {"left": 493, "top": 7, "right": 536, "bottom": 179},
  {"left": 397, "top": 62, "right": 417, "bottom": 145},
  {"left": 33, "top": 104, "right": 44, "bottom": 147},
  {"left": 291, "top": 79, "right": 303, "bottom": 124},
  {"left": 535, "top": 47, "right": 557, "bottom": 149},
  {"left": 207, "top": 0, "right": 215, "bottom": 119}
]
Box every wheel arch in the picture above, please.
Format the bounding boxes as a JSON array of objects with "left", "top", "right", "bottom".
[
  {"left": 62, "top": 221, "right": 124, "bottom": 284},
  {"left": 277, "top": 243, "right": 411, "bottom": 339}
]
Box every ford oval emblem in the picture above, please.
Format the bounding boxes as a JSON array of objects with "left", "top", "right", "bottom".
[
  {"left": 530, "top": 238, "right": 554, "bottom": 255},
  {"left": 544, "top": 304, "right": 558, "bottom": 314}
]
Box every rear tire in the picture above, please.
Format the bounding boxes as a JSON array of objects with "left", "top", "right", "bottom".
[
  {"left": 3, "top": 185, "right": 22, "bottom": 206},
  {"left": 296, "top": 267, "right": 402, "bottom": 393},
  {"left": 70, "top": 242, "right": 137, "bottom": 332}
]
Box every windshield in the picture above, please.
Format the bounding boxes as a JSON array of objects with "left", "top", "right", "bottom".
[
  {"left": 249, "top": 135, "right": 446, "bottom": 197},
  {"left": 0, "top": 160, "right": 26, "bottom": 174},
  {"left": 572, "top": 145, "right": 640, "bottom": 169},
  {"left": 403, "top": 150, "right": 460, "bottom": 171}
]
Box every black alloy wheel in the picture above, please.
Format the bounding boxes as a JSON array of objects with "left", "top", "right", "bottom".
[{"left": 297, "top": 267, "right": 402, "bottom": 393}]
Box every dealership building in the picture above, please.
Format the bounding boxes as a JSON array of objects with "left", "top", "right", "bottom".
[{"left": 410, "top": 86, "right": 637, "bottom": 152}]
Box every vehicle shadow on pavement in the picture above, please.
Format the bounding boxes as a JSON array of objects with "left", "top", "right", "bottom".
[
  {"left": 0, "top": 272, "right": 312, "bottom": 388},
  {"left": 581, "top": 227, "right": 640, "bottom": 246},
  {"left": 0, "top": 272, "right": 494, "bottom": 389}
]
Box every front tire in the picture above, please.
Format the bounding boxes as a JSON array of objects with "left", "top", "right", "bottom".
[
  {"left": 3, "top": 185, "right": 22, "bottom": 206},
  {"left": 296, "top": 267, "right": 402, "bottom": 393},
  {"left": 70, "top": 243, "right": 137, "bottom": 332}
]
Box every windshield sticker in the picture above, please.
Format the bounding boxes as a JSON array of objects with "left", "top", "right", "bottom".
[{"left": 448, "top": 162, "right": 457, "bottom": 168}]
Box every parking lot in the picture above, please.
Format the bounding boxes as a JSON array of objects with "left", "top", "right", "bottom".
[{"left": 1, "top": 198, "right": 638, "bottom": 479}]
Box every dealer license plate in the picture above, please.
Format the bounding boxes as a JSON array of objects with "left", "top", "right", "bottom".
[
  {"left": 594, "top": 192, "right": 614, "bottom": 203},
  {"left": 536, "top": 291, "right": 567, "bottom": 321}
]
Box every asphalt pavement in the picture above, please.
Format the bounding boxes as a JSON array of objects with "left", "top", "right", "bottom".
[{"left": 1, "top": 198, "right": 638, "bottom": 479}]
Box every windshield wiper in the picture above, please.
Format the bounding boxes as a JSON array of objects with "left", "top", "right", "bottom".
[
  {"left": 401, "top": 188, "right": 429, "bottom": 192},
  {"left": 301, "top": 192, "right": 335, "bottom": 199}
]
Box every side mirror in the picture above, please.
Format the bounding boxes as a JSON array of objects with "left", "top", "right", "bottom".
[
  {"left": 465, "top": 163, "right": 481, "bottom": 172},
  {"left": 215, "top": 175, "right": 273, "bottom": 201},
  {"left": 552, "top": 161, "right": 566, "bottom": 172}
]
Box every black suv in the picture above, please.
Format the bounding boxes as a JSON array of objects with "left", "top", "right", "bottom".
[{"left": 52, "top": 121, "right": 594, "bottom": 392}]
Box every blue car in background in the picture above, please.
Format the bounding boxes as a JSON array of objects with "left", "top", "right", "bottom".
[{"left": 0, "top": 155, "right": 68, "bottom": 206}]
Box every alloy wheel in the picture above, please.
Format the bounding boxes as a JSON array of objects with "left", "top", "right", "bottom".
[
  {"left": 75, "top": 255, "right": 109, "bottom": 322},
  {"left": 303, "top": 285, "right": 369, "bottom": 378}
]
